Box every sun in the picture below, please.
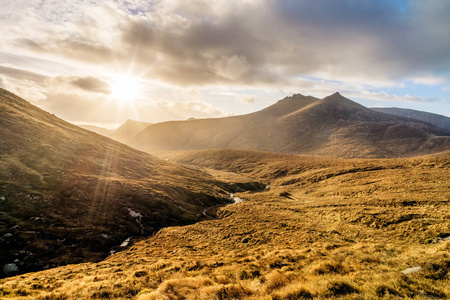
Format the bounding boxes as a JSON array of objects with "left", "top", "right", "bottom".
[{"left": 109, "top": 74, "right": 142, "bottom": 103}]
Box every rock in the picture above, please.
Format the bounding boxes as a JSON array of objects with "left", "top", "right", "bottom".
[
  {"left": 0, "top": 196, "right": 5, "bottom": 202},
  {"left": 3, "top": 263, "right": 18, "bottom": 275},
  {"left": 401, "top": 266, "right": 421, "bottom": 274}
]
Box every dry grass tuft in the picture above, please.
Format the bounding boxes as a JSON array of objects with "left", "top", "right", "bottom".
[
  {"left": 375, "top": 285, "right": 400, "bottom": 297},
  {"left": 313, "top": 260, "right": 347, "bottom": 275},
  {"left": 265, "top": 271, "right": 293, "bottom": 292},
  {"left": 324, "top": 281, "right": 359, "bottom": 297},
  {"left": 139, "top": 277, "right": 213, "bottom": 300},
  {"left": 271, "top": 284, "right": 313, "bottom": 300},
  {"left": 200, "top": 283, "right": 253, "bottom": 299}
]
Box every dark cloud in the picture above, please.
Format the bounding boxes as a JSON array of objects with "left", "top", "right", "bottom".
[
  {"left": 0, "top": 65, "right": 47, "bottom": 84},
  {"left": 16, "top": 37, "right": 114, "bottom": 65},
  {"left": 0, "top": 65, "right": 111, "bottom": 94},
  {"left": 116, "top": 0, "right": 450, "bottom": 85},
  {"left": 64, "top": 76, "right": 111, "bottom": 94}
]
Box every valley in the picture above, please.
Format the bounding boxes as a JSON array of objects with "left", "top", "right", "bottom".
[{"left": 1, "top": 149, "right": 449, "bottom": 299}]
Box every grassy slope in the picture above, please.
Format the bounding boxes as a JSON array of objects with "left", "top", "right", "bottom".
[
  {"left": 2, "top": 149, "right": 449, "bottom": 299},
  {"left": 0, "top": 89, "right": 260, "bottom": 277}
]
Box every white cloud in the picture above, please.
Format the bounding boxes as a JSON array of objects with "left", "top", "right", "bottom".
[
  {"left": 238, "top": 95, "right": 255, "bottom": 104},
  {"left": 347, "top": 90, "right": 439, "bottom": 103},
  {"left": 410, "top": 76, "right": 447, "bottom": 86}
]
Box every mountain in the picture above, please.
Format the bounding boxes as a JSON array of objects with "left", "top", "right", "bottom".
[
  {"left": 109, "top": 119, "right": 152, "bottom": 143},
  {"left": 371, "top": 107, "right": 450, "bottom": 131},
  {"left": 0, "top": 88, "right": 254, "bottom": 278},
  {"left": 78, "top": 124, "right": 114, "bottom": 136},
  {"left": 129, "top": 93, "right": 450, "bottom": 158}
]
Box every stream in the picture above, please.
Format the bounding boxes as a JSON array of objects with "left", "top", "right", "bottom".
[{"left": 111, "top": 184, "right": 269, "bottom": 255}]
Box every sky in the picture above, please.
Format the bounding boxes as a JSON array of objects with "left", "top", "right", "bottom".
[{"left": 1, "top": 0, "right": 450, "bottom": 128}]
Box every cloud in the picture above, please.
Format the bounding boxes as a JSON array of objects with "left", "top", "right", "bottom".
[
  {"left": 1, "top": 0, "right": 449, "bottom": 122},
  {"left": 40, "top": 92, "right": 227, "bottom": 126},
  {"left": 0, "top": 65, "right": 110, "bottom": 94},
  {"left": 238, "top": 95, "right": 255, "bottom": 104},
  {"left": 0, "top": 65, "right": 47, "bottom": 84},
  {"left": 0, "top": 74, "right": 11, "bottom": 90},
  {"left": 208, "top": 55, "right": 250, "bottom": 80},
  {"left": 59, "top": 76, "right": 111, "bottom": 94},
  {"left": 348, "top": 90, "right": 440, "bottom": 103},
  {"left": 5, "top": 0, "right": 450, "bottom": 89},
  {"left": 410, "top": 76, "right": 447, "bottom": 86},
  {"left": 147, "top": 99, "right": 228, "bottom": 122}
]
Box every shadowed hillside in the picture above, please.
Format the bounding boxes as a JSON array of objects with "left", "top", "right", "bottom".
[
  {"left": 0, "top": 88, "right": 260, "bottom": 278},
  {"left": 109, "top": 119, "right": 152, "bottom": 143},
  {"left": 2, "top": 149, "right": 448, "bottom": 299},
  {"left": 372, "top": 107, "right": 450, "bottom": 131},
  {"left": 129, "top": 93, "right": 450, "bottom": 158}
]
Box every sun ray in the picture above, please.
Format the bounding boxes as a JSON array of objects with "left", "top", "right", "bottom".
[{"left": 109, "top": 74, "right": 142, "bottom": 104}]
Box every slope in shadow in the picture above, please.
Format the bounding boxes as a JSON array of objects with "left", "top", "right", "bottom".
[{"left": 0, "top": 88, "right": 260, "bottom": 278}]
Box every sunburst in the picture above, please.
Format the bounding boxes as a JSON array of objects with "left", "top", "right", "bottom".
[{"left": 109, "top": 74, "right": 142, "bottom": 103}]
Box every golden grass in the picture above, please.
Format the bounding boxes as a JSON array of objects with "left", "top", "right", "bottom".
[{"left": 1, "top": 150, "right": 449, "bottom": 299}]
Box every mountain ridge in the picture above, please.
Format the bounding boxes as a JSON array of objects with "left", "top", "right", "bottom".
[
  {"left": 128, "top": 92, "right": 450, "bottom": 158},
  {"left": 109, "top": 119, "right": 153, "bottom": 143},
  {"left": 371, "top": 107, "right": 450, "bottom": 131}
]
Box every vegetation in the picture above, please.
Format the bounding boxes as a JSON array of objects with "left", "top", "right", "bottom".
[
  {"left": 0, "top": 89, "right": 262, "bottom": 277},
  {"left": 1, "top": 149, "right": 449, "bottom": 299}
]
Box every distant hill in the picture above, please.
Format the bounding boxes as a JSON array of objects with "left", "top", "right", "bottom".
[
  {"left": 109, "top": 119, "right": 152, "bottom": 143},
  {"left": 0, "top": 88, "right": 242, "bottom": 278},
  {"left": 371, "top": 107, "right": 450, "bottom": 131},
  {"left": 129, "top": 93, "right": 450, "bottom": 158},
  {"left": 78, "top": 124, "right": 114, "bottom": 136}
]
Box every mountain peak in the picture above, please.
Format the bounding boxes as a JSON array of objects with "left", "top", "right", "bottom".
[
  {"left": 258, "top": 93, "right": 319, "bottom": 117},
  {"left": 323, "top": 92, "right": 345, "bottom": 100},
  {"left": 320, "top": 92, "right": 364, "bottom": 108}
]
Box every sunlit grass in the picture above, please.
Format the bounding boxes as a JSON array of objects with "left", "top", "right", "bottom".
[{"left": 1, "top": 150, "right": 449, "bottom": 299}]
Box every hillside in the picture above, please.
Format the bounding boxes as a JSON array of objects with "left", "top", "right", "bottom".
[
  {"left": 109, "top": 119, "right": 152, "bottom": 143},
  {"left": 372, "top": 107, "right": 450, "bottom": 131},
  {"left": 2, "top": 149, "right": 449, "bottom": 299},
  {"left": 78, "top": 124, "right": 114, "bottom": 136},
  {"left": 0, "top": 88, "right": 260, "bottom": 278},
  {"left": 129, "top": 93, "right": 450, "bottom": 158}
]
